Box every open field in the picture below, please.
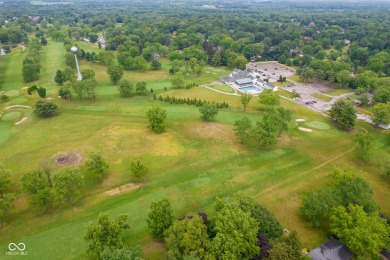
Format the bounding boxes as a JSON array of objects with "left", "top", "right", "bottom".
[
  {"left": 313, "top": 93, "right": 332, "bottom": 102},
  {"left": 326, "top": 89, "right": 353, "bottom": 96},
  {"left": 0, "top": 40, "right": 389, "bottom": 259}
]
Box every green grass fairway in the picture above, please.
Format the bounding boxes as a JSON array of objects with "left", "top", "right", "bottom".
[
  {"left": 313, "top": 93, "right": 332, "bottom": 102},
  {"left": 0, "top": 47, "right": 27, "bottom": 91},
  {"left": 40, "top": 42, "right": 66, "bottom": 89},
  {"left": 0, "top": 39, "right": 389, "bottom": 260},
  {"left": 208, "top": 84, "right": 235, "bottom": 93},
  {"left": 9, "top": 97, "right": 29, "bottom": 105},
  {"left": 326, "top": 89, "right": 353, "bottom": 96}
]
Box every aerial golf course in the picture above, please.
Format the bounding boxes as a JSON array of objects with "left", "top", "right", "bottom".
[{"left": 0, "top": 40, "right": 389, "bottom": 259}]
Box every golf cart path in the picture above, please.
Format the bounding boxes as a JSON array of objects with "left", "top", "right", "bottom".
[{"left": 202, "top": 86, "right": 239, "bottom": 96}]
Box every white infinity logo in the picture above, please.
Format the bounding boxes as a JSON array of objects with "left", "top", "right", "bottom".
[{"left": 8, "top": 243, "right": 26, "bottom": 251}]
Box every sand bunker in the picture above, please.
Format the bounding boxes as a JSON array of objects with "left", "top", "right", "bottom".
[
  {"left": 15, "top": 117, "right": 27, "bottom": 125},
  {"left": 104, "top": 183, "right": 140, "bottom": 196},
  {"left": 295, "top": 118, "right": 306, "bottom": 122},
  {"left": 5, "top": 105, "right": 31, "bottom": 110},
  {"left": 56, "top": 152, "right": 82, "bottom": 166},
  {"left": 298, "top": 127, "right": 313, "bottom": 132}
]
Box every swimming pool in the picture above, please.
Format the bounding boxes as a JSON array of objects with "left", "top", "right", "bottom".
[{"left": 238, "top": 85, "right": 263, "bottom": 94}]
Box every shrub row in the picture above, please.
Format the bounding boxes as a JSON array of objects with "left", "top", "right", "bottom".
[{"left": 157, "top": 95, "right": 229, "bottom": 108}]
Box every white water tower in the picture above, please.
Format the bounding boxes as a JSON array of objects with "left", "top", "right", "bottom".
[{"left": 71, "top": 46, "right": 82, "bottom": 81}]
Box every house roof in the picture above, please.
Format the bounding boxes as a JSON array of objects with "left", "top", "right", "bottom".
[
  {"left": 235, "top": 78, "right": 253, "bottom": 85},
  {"left": 308, "top": 238, "right": 353, "bottom": 260}
]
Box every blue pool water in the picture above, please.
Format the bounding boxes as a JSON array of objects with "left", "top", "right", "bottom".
[{"left": 238, "top": 85, "right": 263, "bottom": 93}]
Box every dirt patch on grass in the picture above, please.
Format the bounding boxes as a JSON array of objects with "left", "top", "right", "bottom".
[
  {"left": 56, "top": 152, "right": 82, "bottom": 166},
  {"left": 188, "top": 121, "right": 234, "bottom": 141},
  {"left": 150, "top": 133, "right": 182, "bottom": 156},
  {"left": 104, "top": 183, "right": 140, "bottom": 196}
]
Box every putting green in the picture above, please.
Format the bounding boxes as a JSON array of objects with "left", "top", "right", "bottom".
[
  {"left": 77, "top": 106, "right": 107, "bottom": 112},
  {"left": 9, "top": 97, "right": 29, "bottom": 105},
  {"left": 1, "top": 111, "right": 22, "bottom": 122},
  {"left": 4, "top": 90, "right": 20, "bottom": 97},
  {"left": 305, "top": 121, "right": 331, "bottom": 130}
]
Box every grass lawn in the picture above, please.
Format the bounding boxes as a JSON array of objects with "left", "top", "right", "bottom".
[
  {"left": 0, "top": 46, "right": 28, "bottom": 91},
  {"left": 0, "top": 39, "right": 389, "bottom": 260},
  {"left": 288, "top": 74, "right": 303, "bottom": 83},
  {"left": 277, "top": 88, "right": 296, "bottom": 99},
  {"left": 326, "top": 89, "right": 353, "bottom": 96},
  {"left": 313, "top": 93, "right": 332, "bottom": 102},
  {"left": 207, "top": 84, "right": 235, "bottom": 94}
]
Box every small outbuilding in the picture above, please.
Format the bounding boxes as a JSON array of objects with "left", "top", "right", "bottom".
[{"left": 308, "top": 238, "right": 353, "bottom": 260}]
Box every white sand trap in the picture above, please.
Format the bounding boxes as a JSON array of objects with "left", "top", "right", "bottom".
[
  {"left": 104, "top": 183, "right": 141, "bottom": 196},
  {"left": 5, "top": 105, "right": 31, "bottom": 110},
  {"left": 46, "top": 97, "right": 52, "bottom": 100},
  {"left": 15, "top": 117, "right": 27, "bottom": 125},
  {"left": 295, "top": 118, "right": 306, "bottom": 122},
  {"left": 298, "top": 127, "right": 313, "bottom": 132}
]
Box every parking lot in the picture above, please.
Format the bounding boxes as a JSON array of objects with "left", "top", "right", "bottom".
[
  {"left": 247, "top": 61, "right": 295, "bottom": 82},
  {"left": 245, "top": 62, "right": 355, "bottom": 114},
  {"left": 284, "top": 81, "right": 350, "bottom": 113}
]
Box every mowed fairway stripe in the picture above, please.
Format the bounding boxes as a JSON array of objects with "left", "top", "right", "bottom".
[
  {"left": 40, "top": 42, "right": 66, "bottom": 87},
  {"left": 258, "top": 147, "right": 355, "bottom": 196}
]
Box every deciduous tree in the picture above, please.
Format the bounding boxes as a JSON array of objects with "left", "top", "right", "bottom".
[
  {"left": 233, "top": 117, "right": 253, "bottom": 144},
  {"left": 84, "top": 213, "right": 130, "bottom": 259},
  {"left": 372, "top": 103, "right": 390, "bottom": 126},
  {"left": 258, "top": 89, "right": 280, "bottom": 107},
  {"left": 107, "top": 65, "right": 124, "bottom": 85},
  {"left": 199, "top": 104, "right": 218, "bottom": 121},
  {"left": 146, "top": 198, "right": 174, "bottom": 239},
  {"left": 170, "top": 72, "right": 184, "bottom": 89},
  {"left": 240, "top": 92, "right": 252, "bottom": 111},
  {"left": 146, "top": 106, "right": 167, "bottom": 133},
  {"left": 118, "top": 79, "right": 134, "bottom": 97},
  {"left": 85, "top": 153, "right": 109, "bottom": 179},
  {"left": 267, "top": 232, "right": 302, "bottom": 260},
  {"left": 354, "top": 133, "right": 374, "bottom": 163},
  {"left": 164, "top": 215, "right": 210, "bottom": 259},
  {"left": 52, "top": 168, "right": 84, "bottom": 205},
  {"left": 21, "top": 170, "right": 52, "bottom": 211},
  {"left": 151, "top": 59, "right": 161, "bottom": 70},
  {"left": 330, "top": 99, "right": 356, "bottom": 130},
  {"left": 330, "top": 204, "right": 390, "bottom": 257},
  {"left": 207, "top": 198, "right": 260, "bottom": 259}
]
